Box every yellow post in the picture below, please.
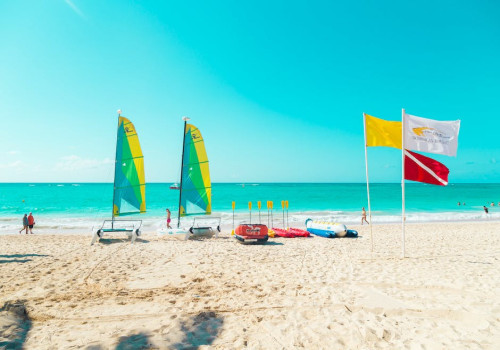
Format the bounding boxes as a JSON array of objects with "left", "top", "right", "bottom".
[
  {"left": 285, "top": 200, "right": 289, "bottom": 229},
  {"left": 248, "top": 201, "right": 252, "bottom": 224},
  {"left": 270, "top": 201, "right": 273, "bottom": 228},
  {"left": 231, "top": 201, "right": 235, "bottom": 235},
  {"left": 281, "top": 201, "right": 285, "bottom": 229},
  {"left": 257, "top": 201, "right": 262, "bottom": 224}
]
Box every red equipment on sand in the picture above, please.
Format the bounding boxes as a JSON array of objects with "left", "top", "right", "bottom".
[
  {"left": 273, "top": 228, "right": 295, "bottom": 238},
  {"left": 272, "top": 227, "right": 311, "bottom": 238},
  {"left": 234, "top": 224, "right": 269, "bottom": 242},
  {"left": 288, "top": 228, "right": 310, "bottom": 237}
]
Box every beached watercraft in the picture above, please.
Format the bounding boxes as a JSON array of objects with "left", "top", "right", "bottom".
[
  {"left": 234, "top": 224, "right": 269, "bottom": 243},
  {"left": 272, "top": 227, "right": 311, "bottom": 238},
  {"left": 305, "top": 219, "right": 357, "bottom": 238},
  {"left": 91, "top": 111, "right": 145, "bottom": 245},
  {"left": 273, "top": 228, "right": 295, "bottom": 238},
  {"left": 288, "top": 228, "right": 311, "bottom": 237},
  {"left": 157, "top": 227, "right": 190, "bottom": 240},
  {"left": 160, "top": 117, "right": 219, "bottom": 239}
]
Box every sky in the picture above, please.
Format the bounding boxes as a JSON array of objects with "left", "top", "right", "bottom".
[{"left": 1, "top": 0, "right": 499, "bottom": 183}]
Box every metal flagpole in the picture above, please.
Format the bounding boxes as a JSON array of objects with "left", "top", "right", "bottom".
[
  {"left": 363, "top": 113, "right": 374, "bottom": 252},
  {"left": 401, "top": 108, "right": 406, "bottom": 258}
]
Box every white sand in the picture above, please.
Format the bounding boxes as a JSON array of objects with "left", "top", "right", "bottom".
[{"left": 1, "top": 222, "right": 499, "bottom": 349}]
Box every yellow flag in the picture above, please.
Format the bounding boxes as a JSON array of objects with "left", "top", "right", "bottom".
[{"left": 364, "top": 113, "right": 402, "bottom": 149}]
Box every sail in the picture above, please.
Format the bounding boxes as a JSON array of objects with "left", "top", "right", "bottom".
[
  {"left": 179, "top": 124, "right": 211, "bottom": 216},
  {"left": 113, "top": 116, "right": 146, "bottom": 216}
]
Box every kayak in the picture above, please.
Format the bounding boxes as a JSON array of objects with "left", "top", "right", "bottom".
[
  {"left": 288, "top": 228, "right": 311, "bottom": 237},
  {"left": 272, "top": 228, "right": 295, "bottom": 238}
]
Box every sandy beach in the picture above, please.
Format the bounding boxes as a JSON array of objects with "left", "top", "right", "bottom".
[{"left": 1, "top": 222, "right": 499, "bottom": 349}]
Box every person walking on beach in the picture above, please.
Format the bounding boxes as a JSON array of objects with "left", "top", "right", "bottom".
[
  {"left": 361, "top": 207, "right": 369, "bottom": 225},
  {"left": 27, "top": 212, "right": 35, "bottom": 234},
  {"left": 166, "top": 208, "right": 172, "bottom": 229},
  {"left": 19, "top": 214, "right": 29, "bottom": 234}
]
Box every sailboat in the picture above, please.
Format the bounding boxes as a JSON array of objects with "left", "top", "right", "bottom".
[
  {"left": 158, "top": 116, "right": 219, "bottom": 239},
  {"left": 91, "top": 110, "right": 146, "bottom": 245}
]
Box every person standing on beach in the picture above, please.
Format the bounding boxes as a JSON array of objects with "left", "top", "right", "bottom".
[
  {"left": 166, "top": 209, "right": 172, "bottom": 229},
  {"left": 27, "top": 212, "right": 35, "bottom": 234},
  {"left": 19, "top": 214, "right": 29, "bottom": 234},
  {"left": 361, "top": 207, "right": 369, "bottom": 225}
]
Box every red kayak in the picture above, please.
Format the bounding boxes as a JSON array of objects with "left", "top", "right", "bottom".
[
  {"left": 273, "top": 228, "right": 295, "bottom": 238},
  {"left": 272, "top": 228, "right": 311, "bottom": 238},
  {"left": 288, "top": 228, "right": 311, "bottom": 237}
]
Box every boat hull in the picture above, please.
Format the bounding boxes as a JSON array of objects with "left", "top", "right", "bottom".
[
  {"left": 305, "top": 219, "right": 348, "bottom": 238},
  {"left": 235, "top": 224, "right": 269, "bottom": 242},
  {"left": 157, "top": 228, "right": 190, "bottom": 240}
]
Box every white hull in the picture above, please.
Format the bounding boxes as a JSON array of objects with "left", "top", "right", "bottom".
[
  {"left": 157, "top": 228, "right": 190, "bottom": 240},
  {"left": 191, "top": 227, "right": 215, "bottom": 238}
]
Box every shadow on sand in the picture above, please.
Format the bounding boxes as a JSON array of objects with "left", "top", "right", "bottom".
[
  {"left": 0, "top": 301, "right": 32, "bottom": 350},
  {"left": 171, "top": 311, "right": 224, "bottom": 349},
  {"left": 85, "top": 312, "right": 224, "bottom": 349},
  {"left": 0, "top": 254, "right": 50, "bottom": 258},
  {"left": 115, "top": 332, "right": 152, "bottom": 350},
  {"left": 0, "top": 259, "right": 33, "bottom": 264},
  {"left": 97, "top": 238, "right": 150, "bottom": 245}
]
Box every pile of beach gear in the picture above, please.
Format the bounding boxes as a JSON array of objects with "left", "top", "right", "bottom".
[{"left": 231, "top": 201, "right": 357, "bottom": 243}]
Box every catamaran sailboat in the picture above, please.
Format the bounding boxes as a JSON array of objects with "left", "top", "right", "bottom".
[
  {"left": 158, "top": 117, "right": 220, "bottom": 239},
  {"left": 91, "top": 110, "right": 146, "bottom": 245}
]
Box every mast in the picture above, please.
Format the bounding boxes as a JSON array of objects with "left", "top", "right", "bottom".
[
  {"left": 177, "top": 117, "right": 189, "bottom": 228},
  {"left": 112, "top": 109, "right": 121, "bottom": 229}
]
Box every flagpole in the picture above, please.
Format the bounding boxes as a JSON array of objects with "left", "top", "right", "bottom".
[
  {"left": 362, "top": 113, "right": 374, "bottom": 252},
  {"left": 401, "top": 108, "right": 406, "bottom": 258}
]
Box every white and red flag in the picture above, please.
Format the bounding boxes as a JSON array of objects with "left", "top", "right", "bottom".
[
  {"left": 404, "top": 113, "right": 460, "bottom": 157},
  {"left": 404, "top": 149, "right": 449, "bottom": 186}
]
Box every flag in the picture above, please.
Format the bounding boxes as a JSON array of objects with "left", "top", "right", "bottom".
[
  {"left": 404, "top": 149, "right": 449, "bottom": 186},
  {"left": 364, "top": 113, "right": 402, "bottom": 149},
  {"left": 404, "top": 112, "right": 460, "bottom": 156}
]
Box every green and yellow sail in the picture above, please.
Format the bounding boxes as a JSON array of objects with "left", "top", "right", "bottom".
[
  {"left": 179, "top": 123, "right": 211, "bottom": 217},
  {"left": 113, "top": 116, "right": 146, "bottom": 216}
]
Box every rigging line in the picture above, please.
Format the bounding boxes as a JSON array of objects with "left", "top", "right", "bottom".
[
  {"left": 182, "top": 160, "right": 209, "bottom": 166},
  {"left": 184, "top": 139, "right": 204, "bottom": 145},
  {"left": 114, "top": 184, "right": 145, "bottom": 190},
  {"left": 119, "top": 156, "right": 144, "bottom": 161}
]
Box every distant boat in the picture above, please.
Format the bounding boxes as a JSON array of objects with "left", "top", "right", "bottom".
[
  {"left": 169, "top": 183, "right": 180, "bottom": 190},
  {"left": 91, "top": 111, "right": 145, "bottom": 245}
]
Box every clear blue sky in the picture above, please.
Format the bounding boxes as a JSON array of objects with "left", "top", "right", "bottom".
[{"left": 1, "top": 0, "right": 499, "bottom": 183}]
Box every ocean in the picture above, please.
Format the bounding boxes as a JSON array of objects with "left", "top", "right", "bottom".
[{"left": 1, "top": 183, "right": 499, "bottom": 233}]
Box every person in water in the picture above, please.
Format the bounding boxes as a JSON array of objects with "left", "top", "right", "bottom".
[
  {"left": 19, "top": 214, "right": 29, "bottom": 234},
  {"left": 483, "top": 206, "right": 489, "bottom": 214},
  {"left": 361, "top": 207, "right": 369, "bottom": 225},
  {"left": 28, "top": 212, "right": 35, "bottom": 234},
  {"left": 166, "top": 208, "right": 172, "bottom": 229}
]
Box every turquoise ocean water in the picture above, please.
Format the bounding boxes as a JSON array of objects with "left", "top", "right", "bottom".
[{"left": 1, "top": 183, "right": 499, "bottom": 233}]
